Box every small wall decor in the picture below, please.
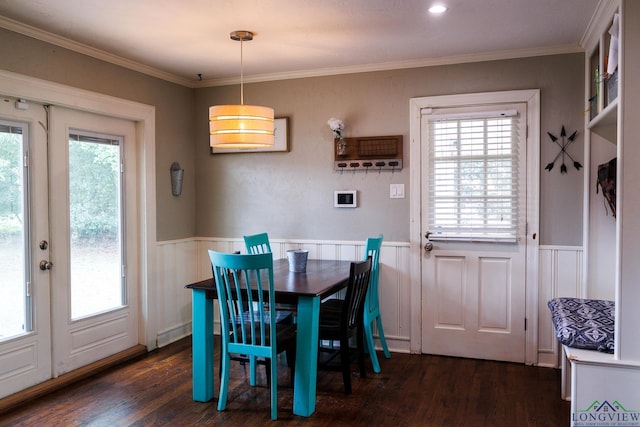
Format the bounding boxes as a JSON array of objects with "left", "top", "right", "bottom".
[
  {"left": 210, "top": 117, "right": 289, "bottom": 154},
  {"left": 170, "top": 162, "right": 184, "bottom": 196},
  {"left": 327, "top": 117, "right": 347, "bottom": 156},
  {"left": 545, "top": 126, "right": 581, "bottom": 174}
]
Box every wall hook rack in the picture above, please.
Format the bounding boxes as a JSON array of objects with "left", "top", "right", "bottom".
[{"left": 334, "top": 135, "right": 403, "bottom": 172}]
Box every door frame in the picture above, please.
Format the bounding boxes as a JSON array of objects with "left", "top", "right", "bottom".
[
  {"left": 409, "top": 90, "right": 540, "bottom": 365},
  {"left": 0, "top": 69, "right": 158, "bottom": 351}
]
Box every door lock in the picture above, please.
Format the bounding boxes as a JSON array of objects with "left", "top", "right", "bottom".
[{"left": 39, "top": 260, "right": 53, "bottom": 271}]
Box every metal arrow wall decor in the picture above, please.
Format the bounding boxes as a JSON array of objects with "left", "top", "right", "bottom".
[{"left": 545, "top": 126, "right": 581, "bottom": 174}]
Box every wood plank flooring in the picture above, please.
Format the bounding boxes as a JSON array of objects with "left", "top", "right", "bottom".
[{"left": 0, "top": 337, "right": 569, "bottom": 426}]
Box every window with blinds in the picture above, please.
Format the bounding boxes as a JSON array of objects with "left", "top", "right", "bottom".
[{"left": 426, "top": 110, "right": 520, "bottom": 242}]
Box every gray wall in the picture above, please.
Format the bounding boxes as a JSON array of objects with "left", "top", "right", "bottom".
[
  {"left": 0, "top": 28, "right": 196, "bottom": 241},
  {"left": 195, "top": 54, "right": 585, "bottom": 245},
  {"left": 0, "top": 27, "right": 585, "bottom": 246}
]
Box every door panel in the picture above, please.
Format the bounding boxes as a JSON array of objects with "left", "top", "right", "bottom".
[
  {"left": 421, "top": 102, "right": 527, "bottom": 363},
  {"left": 424, "top": 246, "right": 526, "bottom": 361},
  {"left": 49, "top": 106, "right": 139, "bottom": 376},
  {"left": 0, "top": 99, "right": 51, "bottom": 398}
]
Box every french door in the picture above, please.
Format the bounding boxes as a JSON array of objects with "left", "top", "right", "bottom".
[{"left": 0, "top": 99, "right": 139, "bottom": 398}]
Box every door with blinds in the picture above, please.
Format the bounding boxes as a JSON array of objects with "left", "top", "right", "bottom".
[{"left": 420, "top": 102, "right": 528, "bottom": 363}]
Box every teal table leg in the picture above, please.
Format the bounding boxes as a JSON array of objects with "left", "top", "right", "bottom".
[
  {"left": 293, "top": 295, "right": 320, "bottom": 417},
  {"left": 192, "top": 289, "right": 214, "bottom": 401}
]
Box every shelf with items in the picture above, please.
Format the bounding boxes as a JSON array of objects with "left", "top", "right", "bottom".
[
  {"left": 583, "top": 3, "right": 620, "bottom": 308},
  {"left": 587, "top": 12, "right": 619, "bottom": 123}
]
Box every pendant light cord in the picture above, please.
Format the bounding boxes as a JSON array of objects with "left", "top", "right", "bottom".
[{"left": 240, "top": 37, "right": 244, "bottom": 105}]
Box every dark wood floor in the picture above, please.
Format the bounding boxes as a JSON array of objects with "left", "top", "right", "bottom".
[{"left": 0, "top": 337, "right": 569, "bottom": 426}]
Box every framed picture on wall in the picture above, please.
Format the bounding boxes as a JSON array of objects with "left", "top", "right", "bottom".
[{"left": 210, "top": 117, "right": 290, "bottom": 154}]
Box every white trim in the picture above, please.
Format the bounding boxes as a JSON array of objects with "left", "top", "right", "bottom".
[
  {"left": 409, "top": 89, "right": 541, "bottom": 363},
  {"left": 196, "top": 45, "right": 585, "bottom": 88},
  {"left": 0, "top": 69, "right": 158, "bottom": 351}
]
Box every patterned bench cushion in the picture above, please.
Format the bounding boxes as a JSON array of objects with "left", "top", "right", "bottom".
[{"left": 547, "top": 297, "right": 615, "bottom": 353}]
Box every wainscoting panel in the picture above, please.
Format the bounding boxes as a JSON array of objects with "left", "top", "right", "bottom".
[
  {"left": 537, "top": 245, "right": 583, "bottom": 368},
  {"left": 155, "top": 239, "right": 199, "bottom": 347},
  {"left": 155, "top": 237, "right": 412, "bottom": 354},
  {"left": 154, "top": 239, "right": 582, "bottom": 365}
]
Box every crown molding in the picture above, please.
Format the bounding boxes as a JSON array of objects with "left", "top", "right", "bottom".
[
  {"left": 0, "top": 15, "right": 194, "bottom": 87},
  {"left": 580, "top": 0, "right": 618, "bottom": 52},
  {"left": 194, "top": 44, "right": 585, "bottom": 88}
]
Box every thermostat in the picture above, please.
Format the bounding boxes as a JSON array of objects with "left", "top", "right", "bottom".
[{"left": 334, "top": 190, "right": 357, "bottom": 208}]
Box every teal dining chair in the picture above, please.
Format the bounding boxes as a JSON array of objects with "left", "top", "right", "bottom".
[
  {"left": 363, "top": 234, "right": 390, "bottom": 373},
  {"left": 244, "top": 232, "right": 297, "bottom": 318},
  {"left": 243, "top": 232, "right": 272, "bottom": 254},
  {"left": 209, "top": 250, "right": 296, "bottom": 420}
]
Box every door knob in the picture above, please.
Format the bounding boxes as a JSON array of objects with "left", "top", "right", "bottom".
[
  {"left": 39, "top": 260, "right": 53, "bottom": 270},
  {"left": 424, "top": 231, "right": 433, "bottom": 252}
]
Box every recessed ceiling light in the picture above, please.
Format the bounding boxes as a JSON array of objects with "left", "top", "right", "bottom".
[{"left": 429, "top": 5, "right": 447, "bottom": 14}]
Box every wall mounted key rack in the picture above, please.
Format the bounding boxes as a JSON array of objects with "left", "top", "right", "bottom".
[{"left": 334, "top": 135, "right": 403, "bottom": 172}]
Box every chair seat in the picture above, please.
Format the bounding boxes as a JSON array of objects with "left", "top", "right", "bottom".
[
  {"left": 321, "top": 298, "right": 343, "bottom": 312},
  {"left": 232, "top": 310, "right": 294, "bottom": 326},
  {"left": 229, "top": 321, "right": 297, "bottom": 347}
]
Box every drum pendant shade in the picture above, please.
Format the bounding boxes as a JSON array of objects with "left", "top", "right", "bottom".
[{"left": 209, "top": 31, "right": 274, "bottom": 149}]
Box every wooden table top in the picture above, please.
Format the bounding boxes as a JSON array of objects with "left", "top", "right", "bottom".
[{"left": 185, "top": 258, "right": 352, "bottom": 304}]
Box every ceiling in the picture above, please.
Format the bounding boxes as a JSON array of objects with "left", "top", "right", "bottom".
[{"left": 0, "top": 0, "right": 600, "bottom": 87}]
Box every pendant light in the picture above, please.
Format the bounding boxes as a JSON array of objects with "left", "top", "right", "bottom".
[{"left": 209, "top": 31, "right": 274, "bottom": 148}]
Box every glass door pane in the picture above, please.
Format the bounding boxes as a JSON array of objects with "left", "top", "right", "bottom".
[
  {"left": 68, "top": 132, "right": 124, "bottom": 319},
  {"left": 0, "top": 122, "right": 29, "bottom": 340}
]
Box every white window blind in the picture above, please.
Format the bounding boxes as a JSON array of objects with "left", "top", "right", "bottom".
[{"left": 427, "top": 111, "right": 520, "bottom": 242}]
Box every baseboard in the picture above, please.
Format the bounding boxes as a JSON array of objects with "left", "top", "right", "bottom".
[
  {"left": 157, "top": 322, "right": 192, "bottom": 348},
  {"left": 0, "top": 344, "right": 147, "bottom": 415}
]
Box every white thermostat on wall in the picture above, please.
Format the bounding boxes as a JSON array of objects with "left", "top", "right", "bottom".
[{"left": 334, "top": 190, "right": 357, "bottom": 208}]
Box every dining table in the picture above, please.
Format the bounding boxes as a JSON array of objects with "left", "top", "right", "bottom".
[{"left": 185, "top": 258, "right": 352, "bottom": 417}]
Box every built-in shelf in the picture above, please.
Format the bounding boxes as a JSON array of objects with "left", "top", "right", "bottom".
[
  {"left": 588, "top": 98, "right": 618, "bottom": 141},
  {"left": 563, "top": 345, "right": 640, "bottom": 367}
]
